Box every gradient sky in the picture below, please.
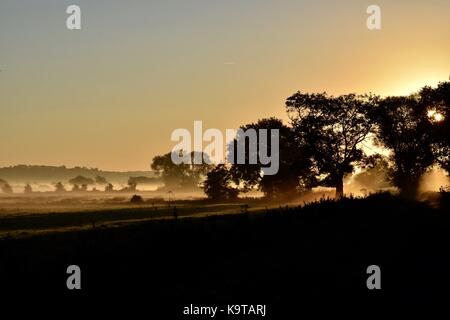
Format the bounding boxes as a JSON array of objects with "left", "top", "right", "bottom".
[{"left": 1, "top": 0, "right": 449, "bottom": 170}]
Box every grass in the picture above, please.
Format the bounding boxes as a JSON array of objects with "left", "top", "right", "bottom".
[{"left": 0, "top": 192, "right": 449, "bottom": 314}]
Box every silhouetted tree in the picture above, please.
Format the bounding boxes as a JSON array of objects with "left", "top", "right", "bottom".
[
  {"left": 374, "top": 95, "right": 435, "bottom": 197},
  {"left": 105, "top": 183, "right": 114, "bottom": 192},
  {"left": 183, "top": 151, "right": 213, "bottom": 188},
  {"left": 151, "top": 151, "right": 211, "bottom": 189},
  {"left": 95, "top": 175, "right": 108, "bottom": 185},
  {"left": 152, "top": 151, "right": 189, "bottom": 188},
  {"left": 69, "top": 175, "right": 94, "bottom": 186},
  {"left": 54, "top": 182, "right": 66, "bottom": 193},
  {"left": 228, "top": 118, "right": 316, "bottom": 198},
  {"left": 286, "top": 92, "right": 378, "bottom": 198},
  {"left": 130, "top": 194, "right": 144, "bottom": 204},
  {"left": 24, "top": 183, "right": 33, "bottom": 194},
  {"left": 0, "top": 179, "right": 13, "bottom": 194},
  {"left": 202, "top": 164, "right": 239, "bottom": 201},
  {"left": 120, "top": 180, "right": 137, "bottom": 192},
  {"left": 72, "top": 184, "right": 80, "bottom": 192},
  {"left": 418, "top": 80, "right": 450, "bottom": 174}
]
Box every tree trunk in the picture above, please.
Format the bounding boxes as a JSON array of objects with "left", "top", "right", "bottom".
[
  {"left": 400, "top": 179, "right": 419, "bottom": 199},
  {"left": 335, "top": 175, "right": 344, "bottom": 199}
]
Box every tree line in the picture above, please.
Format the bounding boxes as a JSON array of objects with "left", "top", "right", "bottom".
[
  {"left": 152, "top": 80, "right": 449, "bottom": 200},
  {"left": 0, "top": 174, "right": 162, "bottom": 194},
  {"left": 2, "top": 81, "right": 448, "bottom": 199}
]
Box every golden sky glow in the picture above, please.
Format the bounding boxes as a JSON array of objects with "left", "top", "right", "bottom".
[{"left": 1, "top": 0, "right": 449, "bottom": 170}]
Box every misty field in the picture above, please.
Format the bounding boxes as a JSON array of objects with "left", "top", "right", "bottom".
[
  {"left": 0, "top": 189, "right": 340, "bottom": 238},
  {"left": 0, "top": 196, "right": 249, "bottom": 238}
]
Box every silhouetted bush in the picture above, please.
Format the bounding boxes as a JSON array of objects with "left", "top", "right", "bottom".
[
  {"left": 130, "top": 194, "right": 144, "bottom": 204},
  {"left": 23, "top": 183, "right": 33, "bottom": 194},
  {"left": 53, "top": 182, "right": 66, "bottom": 193},
  {"left": 0, "top": 179, "right": 13, "bottom": 194}
]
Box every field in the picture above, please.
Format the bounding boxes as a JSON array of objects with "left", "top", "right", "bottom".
[{"left": 1, "top": 192, "right": 449, "bottom": 315}]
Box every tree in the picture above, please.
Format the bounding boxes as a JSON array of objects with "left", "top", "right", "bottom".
[
  {"left": 418, "top": 80, "right": 450, "bottom": 174},
  {"left": 104, "top": 183, "right": 114, "bottom": 192},
  {"left": 374, "top": 95, "right": 435, "bottom": 197},
  {"left": 24, "top": 183, "right": 33, "bottom": 194},
  {"left": 183, "top": 151, "right": 212, "bottom": 188},
  {"left": 286, "top": 92, "right": 378, "bottom": 198},
  {"left": 229, "top": 118, "right": 316, "bottom": 198},
  {"left": 95, "top": 175, "right": 108, "bottom": 185},
  {"left": 54, "top": 182, "right": 66, "bottom": 193},
  {"left": 119, "top": 179, "right": 137, "bottom": 192},
  {"left": 130, "top": 194, "right": 144, "bottom": 204},
  {"left": 0, "top": 179, "right": 13, "bottom": 194},
  {"left": 69, "top": 175, "right": 94, "bottom": 186},
  {"left": 202, "top": 164, "right": 239, "bottom": 201},
  {"left": 151, "top": 151, "right": 188, "bottom": 188},
  {"left": 151, "top": 151, "right": 211, "bottom": 189}
]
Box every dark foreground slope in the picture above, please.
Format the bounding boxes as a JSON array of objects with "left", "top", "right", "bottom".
[{"left": 1, "top": 193, "right": 449, "bottom": 316}]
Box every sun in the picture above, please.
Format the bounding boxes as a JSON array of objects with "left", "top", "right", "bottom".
[{"left": 427, "top": 110, "right": 445, "bottom": 122}]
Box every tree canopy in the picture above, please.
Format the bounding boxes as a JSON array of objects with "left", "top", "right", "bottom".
[
  {"left": 164, "top": 81, "right": 449, "bottom": 199},
  {"left": 374, "top": 95, "right": 435, "bottom": 197},
  {"left": 68, "top": 175, "right": 95, "bottom": 186},
  {"left": 419, "top": 81, "right": 450, "bottom": 174},
  {"left": 151, "top": 151, "right": 212, "bottom": 189},
  {"left": 228, "top": 117, "right": 316, "bottom": 199},
  {"left": 286, "top": 92, "right": 378, "bottom": 198},
  {"left": 202, "top": 164, "right": 239, "bottom": 201}
]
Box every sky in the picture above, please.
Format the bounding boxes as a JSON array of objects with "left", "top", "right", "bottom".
[{"left": 1, "top": 0, "right": 449, "bottom": 171}]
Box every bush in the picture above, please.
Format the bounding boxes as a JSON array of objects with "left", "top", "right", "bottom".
[{"left": 130, "top": 194, "right": 144, "bottom": 204}]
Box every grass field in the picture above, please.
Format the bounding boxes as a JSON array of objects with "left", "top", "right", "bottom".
[{"left": 0, "top": 192, "right": 449, "bottom": 315}]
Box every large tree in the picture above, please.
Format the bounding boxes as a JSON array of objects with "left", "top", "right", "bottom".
[
  {"left": 202, "top": 164, "right": 239, "bottom": 201},
  {"left": 374, "top": 95, "right": 435, "bottom": 197},
  {"left": 228, "top": 118, "right": 316, "bottom": 198},
  {"left": 151, "top": 151, "right": 211, "bottom": 189},
  {"left": 286, "top": 92, "right": 378, "bottom": 198},
  {"left": 418, "top": 80, "right": 450, "bottom": 175}
]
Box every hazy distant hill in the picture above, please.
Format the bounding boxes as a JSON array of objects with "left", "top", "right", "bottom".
[{"left": 0, "top": 165, "right": 157, "bottom": 184}]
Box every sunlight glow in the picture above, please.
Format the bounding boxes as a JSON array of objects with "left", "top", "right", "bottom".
[
  {"left": 427, "top": 110, "right": 445, "bottom": 122},
  {"left": 388, "top": 73, "right": 448, "bottom": 97}
]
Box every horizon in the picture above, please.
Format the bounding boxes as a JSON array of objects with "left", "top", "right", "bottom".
[{"left": 0, "top": 163, "right": 154, "bottom": 173}]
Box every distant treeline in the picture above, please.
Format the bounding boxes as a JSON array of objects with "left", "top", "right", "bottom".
[{"left": 0, "top": 165, "right": 158, "bottom": 184}]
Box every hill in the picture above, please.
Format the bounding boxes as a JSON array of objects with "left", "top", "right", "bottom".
[{"left": 0, "top": 165, "right": 156, "bottom": 184}]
